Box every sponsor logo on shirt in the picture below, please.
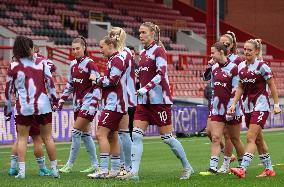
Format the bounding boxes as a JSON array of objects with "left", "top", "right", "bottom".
[
  {"left": 139, "top": 67, "right": 149, "bottom": 72},
  {"left": 240, "top": 78, "right": 256, "bottom": 83},
  {"left": 73, "top": 78, "right": 83, "bottom": 83},
  {"left": 214, "top": 81, "right": 227, "bottom": 87},
  {"left": 79, "top": 68, "right": 84, "bottom": 73}
]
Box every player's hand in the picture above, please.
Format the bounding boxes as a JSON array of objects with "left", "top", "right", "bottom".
[
  {"left": 52, "top": 105, "right": 58, "bottom": 112},
  {"left": 225, "top": 113, "right": 234, "bottom": 121},
  {"left": 136, "top": 87, "right": 147, "bottom": 96},
  {"left": 5, "top": 116, "right": 11, "bottom": 122},
  {"left": 227, "top": 104, "right": 236, "bottom": 114},
  {"left": 89, "top": 74, "right": 97, "bottom": 81},
  {"left": 57, "top": 99, "right": 65, "bottom": 111},
  {"left": 208, "top": 58, "right": 215, "bottom": 66},
  {"left": 274, "top": 106, "right": 281, "bottom": 114},
  {"left": 5, "top": 113, "right": 12, "bottom": 121},
  {"left": 88, "top": 105, "right": 97, "bottom": 115}
]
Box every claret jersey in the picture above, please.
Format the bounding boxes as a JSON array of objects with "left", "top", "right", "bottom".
[
  {"left": 238, "top": 59, "right": 272, "bottom": 113},
  {"left": 97, "top": 51, "right": 128, "bottom": 113},
  {"left": 211, "top": 59, "right": 241, "bottom": 116},
  {"left": 137, "top": 42, "right": 172, "bottom": 104},
  {"left": 121, "top": 47, "right": 137, "bottom": 107},
  {"left": 59, "top": 56, "right": 101, "bottom": 112},
  {"left": 4, "top": 56, "right": 57, "bottom": 116}
]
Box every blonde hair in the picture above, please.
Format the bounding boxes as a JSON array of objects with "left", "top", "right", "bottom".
[
  {"left": 102, "top": 35, "right": 120, "bottom": 50},
  {"left": 108, "top": 27, "right": 126, "bottom": 51},
  {"left": 246, "top": 39, "right": 262, "bottom": 59},
  {"left": 141, "top": 22, "right": 165, "bottom": 49},
  {"left": 221, "top": 31, "right": 237, "bottom": 54}
]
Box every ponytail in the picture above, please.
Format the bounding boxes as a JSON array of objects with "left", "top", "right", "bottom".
[
  {"left": 222, "top": 31, "right": 237, "bottom": 54},
  {"left": 102, "top": 35, "right": 120, "bottom": 50},
  {"left": 108, "top": 27, "right": 126, "bottom": 51}
]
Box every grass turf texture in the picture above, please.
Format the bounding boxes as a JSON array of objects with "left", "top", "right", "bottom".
[{"left": 1, "top": 130, "right": 284, "bottom": 187}]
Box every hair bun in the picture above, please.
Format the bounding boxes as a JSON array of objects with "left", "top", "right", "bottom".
[
  {"left": 226, "top": 31, "right": 236, "bottom": 42},
  {"left": 110, "top": 34, "right": 120, "bottom": 41},
  {"left": 255, "top": 39, "right": 262, "bottom": 44},
  {"left": 227, "top": 31, "right": 235, "bottom": 37},
  {"left": 115, "top": 34, "right": 120, "bottom": 41}
]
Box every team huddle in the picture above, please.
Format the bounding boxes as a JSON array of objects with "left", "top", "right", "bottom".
[{"left": 3, "top": 23, "right": 281, "bottom": 181}]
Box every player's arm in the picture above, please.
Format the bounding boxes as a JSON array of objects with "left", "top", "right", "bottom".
[
  {"left": 267, "top": 78, "right": 281, "bottom": 113},
  {"left": 227, "top": 67, "right": 241, "bottom": 115},
  {"left": 228, "top": 81, "right": 244, "bottom": 114},
  {"left": 88, "top": 61, "right": 102, "bottom": 109},
  {"left": 58, "top": 64, "right": 74, "bottom": 110},
  {"left": 262, "top": 63, "right": 281, "bottom": 114},
  {"left": 43, "top": 60, "right": 58, "bottom": 107},
  {"left": 230, "top": 66, "right": 239, "bottom": 96},
  {"left": 46, "top": 59, "right": 57, "bottom": 73},
  {"left": 260, "top": 63, "right": 281, "bottom": 114},
  {"left": 4, "top": 64, "right": 15, "bottom": 121},
  {"left": 203, "top": 59, "right": 215, "bottom": 81},
  {"left": 93, "top": 58, "right": 124, "bottom": 88},
  {"left": 137, "top": 48, "right": 166, "bottom": 95}
]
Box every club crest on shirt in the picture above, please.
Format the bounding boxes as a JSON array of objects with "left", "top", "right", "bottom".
[
  {"left": 225, "top": 71, "right": 232, "bottom": 77},
  {"left": 146, "top": 54, "right": 155, "bottom": 60},
  {"left": 248, "top": 69, "right": 260, "bottom": 75},
  {"left": 73, "top": 77, "right": 83, "bottom": 83},
  {"left": 222, "top": 73, "right": 228, "bottom": 78},
  {"left": 222, "top": 71, "right": 232, "bottom": 78},
  {"left": 253, "top": 70, "right": 260, "bottom": 74},
  {"left": 139, "top": 66, "right": 149, "bottom": 72},
  {"left": 78, "top": 68, "right": 84, "bottom": 73},
  {"left": 214, "top": 81, "right": 227, "bottom": 87}
]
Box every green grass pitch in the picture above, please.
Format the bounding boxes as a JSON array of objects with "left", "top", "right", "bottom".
[{"left": 1, "top": 130, "right": 284, "bottom": 187}]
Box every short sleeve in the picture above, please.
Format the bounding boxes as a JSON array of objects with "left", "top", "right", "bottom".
[{"left": 260, "top": 63, "right": 272, "bottom": 80}]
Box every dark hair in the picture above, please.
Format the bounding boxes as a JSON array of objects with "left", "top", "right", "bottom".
[
  {"left": 127, "top": 46, "right": 134, "bottom": 50},
  {"left": 127, "top": 45, "right": 135, "bottom": 52},
  {"left": 72, "top": 36, "right": 88, "bottom": 56},
  {"left": 13, "top": 36, "right": 33, "bottom": 59},
  {"left": 213, "top": 42, "right": 228, "bottom": 56}
]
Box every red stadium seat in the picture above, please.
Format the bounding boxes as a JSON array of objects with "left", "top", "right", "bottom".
[
  {"left": 1, "top": 68, "right": 7, "bottom": 75},
  {"left": 0, "top": 76, "right": 5, "bottom": 82},
  {"left": 0, "top": 84, "right": 5, "bottom": 90}
]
